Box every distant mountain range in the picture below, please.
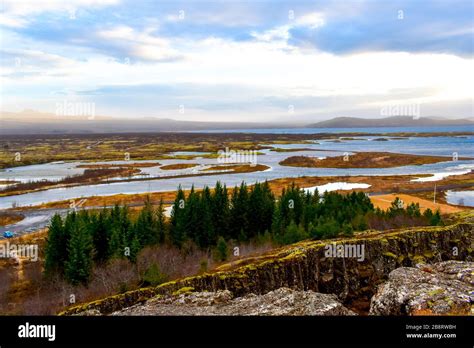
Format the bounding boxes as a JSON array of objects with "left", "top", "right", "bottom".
[
  {"left": 306, "top": 116, "right": 474, "bottom": 128},
  {"left": 0, "top": 111, "right": 295, "bottom": 134},
  {"left": 1, "top": 111, "right": 472, "bottom": 134}
]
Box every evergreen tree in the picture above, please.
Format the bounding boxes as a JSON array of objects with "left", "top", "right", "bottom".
[
  {"left": 134, "top": 196, "right": 156, "bottom": 247},
  {"left": 65, "top": 221, "right": 93, "bottom": 285},
  {"left": 388, "top": 197, "right": 404, "bottom": 217},
  {"left": 212, "top": 181, "right": 230, "bottom": 239},
  {"left": 430, "top": 210, "right": 442, "bottom": 226},
  {"left": 260, "top": 181, "right": 276, "bottom": 231},
  {"left": 128, "top": 231, "right": 142, "bottom": 263},
  {"left": 278, "top": 220, "right": 307, "bottom": 245},
  {"left": 184, "top": 186, "right": 200, "bottom": 244},
  {"left": 215, "top": 236, "right": 228, "bottom": 261},
  {"left": 247, "top": 181, "right": 275, "bottom": 238},
  {"left": 108, "top": 204, "right": 124, "bottom": 257},
  {"left": 155, "top": 198, "right": 166, "bottom": 243},
  {"left": 406, "top": 202, "right": 421, "bottom": 217},
  {"left": 91, "top": 209, "right": 109, "bottom": 263},
  {"left": 197, "top": 186, "right": 215, "bottom": 248},
  {"left": 423, "top": 208, "right": 434, "bottom": 220},
  {"left": 170, "top": 186, "right": 186, "bottom": 247},
  {"left": 44, "top": 214, "right": 65, "bottom": 276},
  {"left": 229, "top": 182, "right": 249, "bottom": 239}
]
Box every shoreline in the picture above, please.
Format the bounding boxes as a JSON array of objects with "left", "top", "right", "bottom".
[
  {"left": 1, "top": 131, "right": 473, "bottom": 170},
  {"left": 5, "top": 171, "right": 473, "bottom": 211}
]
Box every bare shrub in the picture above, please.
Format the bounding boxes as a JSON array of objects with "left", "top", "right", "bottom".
[
  {"left": 90, "top": 258, "right": 139, "bottom": 294},
  {"left": 137, "top": 244, "right": 211, "bottom": 281},
  {"left": 232, "top": 240, "right": 275, "bottom": 259},
  {"left": 0, "top": 268, "right": 13, "bottom": 312}
]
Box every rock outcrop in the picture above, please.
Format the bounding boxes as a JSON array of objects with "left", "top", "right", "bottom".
[
  {"left": 61, "top": 216, "right": 474, "bottom": 315},
  {"left": 110, "top": 287, "right": 357, "bottom": 316},
  {"left": 369, "top": 261, "right": 474, "bottom": 315}
]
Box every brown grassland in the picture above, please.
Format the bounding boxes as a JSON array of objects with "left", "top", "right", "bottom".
[
  {"left": 76, "top": 162, "right": 160, "bottom": 169},
  {"left": 0, "top": 167, "right": 141, "bottom": 197},
  {"left": 279, "top": 152, "right": 470, "bottom": 168},
  {"left": 160, "top": 163, "right": 199, "bottom": 170},
  {"left": 0, "top": 211, "right": 24, "bottom": 226}
]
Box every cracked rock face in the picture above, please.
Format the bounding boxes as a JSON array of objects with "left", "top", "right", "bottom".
[
  {"left": 369, "top": 261, "right": 474, "bottom": 315},
  {"left": 111, "top": 287, "right": 357, "bottom": 316}
]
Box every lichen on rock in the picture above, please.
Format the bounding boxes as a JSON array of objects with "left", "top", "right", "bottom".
[
  {"left": 60, "top": 217, "right": 474, "bottom": 316},
  {"left": 112, "top": 287, "right": 357, "bottom": 316},
  {"left": 369, "top": 261, "right": 474, "bottom": 315}
]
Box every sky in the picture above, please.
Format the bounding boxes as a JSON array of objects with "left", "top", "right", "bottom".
[{"left": 0, "top": 0, "right": 473, "bottom": 123}]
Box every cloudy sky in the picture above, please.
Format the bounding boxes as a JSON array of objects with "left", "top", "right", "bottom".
[{"left": 0, "top": 0, "right": 472, "bottom": 122}]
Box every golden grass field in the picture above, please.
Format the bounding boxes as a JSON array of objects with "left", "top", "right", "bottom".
[{"left": 370, "top": 193, "right": 464, "bottom": 214}]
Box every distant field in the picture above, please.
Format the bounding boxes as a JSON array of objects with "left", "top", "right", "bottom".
[
  {"left": 370, "top": 194, "right": 464, "bottom": 214},
  {"left": 0, "top": 132, "right": 312, "bottom": 169},
  {"left": 160, "top": 163, "right": 199, "bottom": 170},
  {"left": 279, "top": 152, "right": 469, "bottom": 168},
  {"left": 1, "top": 131, "right": 472, "bottom": 169}
]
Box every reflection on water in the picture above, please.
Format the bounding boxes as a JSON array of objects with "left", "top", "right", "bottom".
[{"left": 445, "top": 190, "right": 474, "bottom": 207}]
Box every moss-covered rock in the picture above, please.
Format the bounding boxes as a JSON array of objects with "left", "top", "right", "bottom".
[
  {"left": 60, "top": 219, "right": 474, "bottom": 315},
  {"left": 369, "top": 261, "right": 474, "bottom": 315}
]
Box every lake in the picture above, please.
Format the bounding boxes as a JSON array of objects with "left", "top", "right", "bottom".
[{"left": 0, "top": 128, "right": 473, "bottom": 209}]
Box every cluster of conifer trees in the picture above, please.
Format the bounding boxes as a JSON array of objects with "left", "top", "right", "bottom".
[
  {"left": 44, "top": 181, "right": 442, "bottom": 285},
  {"left": 44, "top": 198, "right": 165, "bottom": 285},
  {"left": 169, "top": 181, "right": 275, "bottom": 248}
]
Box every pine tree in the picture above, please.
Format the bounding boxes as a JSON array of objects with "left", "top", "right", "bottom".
[
  {"left": 247, "top": 181, "right": 275, "bottom": 238},
  {"left": 278, "top": 220, "right": 307, "bottom": 245},
  {"left": 184, "top": 186, "right": 200, "bottom": 244},
  {"left": 423, "top": 208, "right": 434, "bottom": 220},
  {"left": 91, "top": 209, "right": 109, "bottom": 263},
  {"left": 197, "top": 186, "right": 215, "bottom": 248},
  {"left": 128, "top": 231, "right": 142, "bottom": 263},
  {"left": 212, "top": 181, "right": 230, "bottom": 239},
  {"left": 260, "top": 181, "right": 275, "bottom": 233},
  {"left": 65, "top": 221, "right": 93, "bottom": 285},
  {"left": 229, "top": 182, "right": 249, "bottom": 239},
  {"left": 430, "top": 210, "right": 442, "bottom": 226},
  {"left": 108, "top": 204, "right": 123, "bottom": 257},
  {"left": 134, "top": 196, "right": 156, "bottom": 247},
  {"left": 406, "top": 203, "right": 421, "bottom": 217},
  {"left": 215, "top": 236, "right": 228, "bottom": 261},
  {"left": 44, "top": 214, "right": 64, "bottom": 276},
  {"left": 155, "top": 198, "right": 166, "bottom": 243},
  {"left": 170, "top": 186, "right": 186, "bottom": 247},
  {"left": 388, "top": 197, "right": 404, "bottom": 217}
]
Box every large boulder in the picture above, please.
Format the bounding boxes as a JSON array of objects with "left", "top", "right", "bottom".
[
  {"left": 112, "top": 287, "right": 357, "bottom": 316},
  {"left": 369, "top": 261, "right": 474, "bottom": 315}
]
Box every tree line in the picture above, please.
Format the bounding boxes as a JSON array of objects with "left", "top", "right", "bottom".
[{"left": 44, "top": 181, "right": 442, "bottom": 285}]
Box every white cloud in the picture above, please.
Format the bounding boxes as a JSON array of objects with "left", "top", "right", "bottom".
[
  {"left": 0, "top": 14, "right": 28, "bottom": 28},
  {"left": 2, "top": 0, "right": 120, "bottom": 15},
  {"left": 251, "top": 26, "right": 291, "bottom": 42},
  {"left": 0, "top": 0, "right": 120, "bottom": 27},
  {"left": 1, "top": 6, "right": 472, "bottom": 121},
  {"left": 251, "top": 12, "right": 325, "bottom": 44},
  {"left": 295, "top": 12, "right": 325, "bottom": 29},
  {"left": 96, "top": 25, "right": 182, "bottom": 62}
]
